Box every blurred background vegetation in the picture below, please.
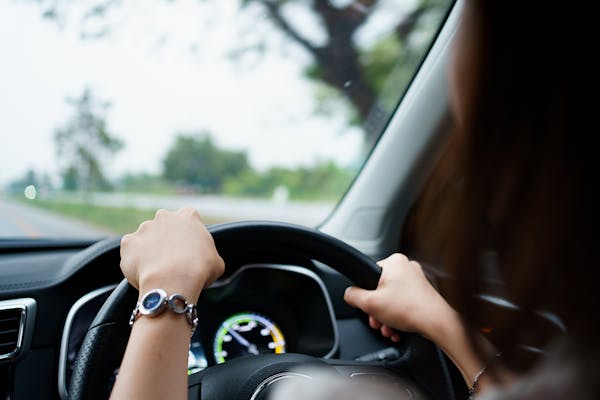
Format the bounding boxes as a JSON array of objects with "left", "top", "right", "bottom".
[{"left": 5, "top": 0, "right": 449, "bottom": 233}]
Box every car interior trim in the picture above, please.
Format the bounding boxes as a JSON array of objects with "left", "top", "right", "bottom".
[
  {"left": 0, "top": 298, "right": 37, "bottom": 363},
  {"left": 477, "top": 294, "right": 565, "bottom": 331},
  {"left": 249, "top": 371, "right": 312, "bottom": 400},
  {"left": 58, "top": 263, "right": 340, "bottom": 398},
  {"left": 208, "top": 263, "right": 340, "bottom": 359},
  {"left": 320, "top": 0, "right": 462, "bottom": 259},
  {"left": 58, "top": 284, "right": 117, "bottom": 400}
]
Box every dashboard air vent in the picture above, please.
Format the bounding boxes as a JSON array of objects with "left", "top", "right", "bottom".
[
  {"left": 0, "top": 308, "right": 23, "bottom": 358},
  {"left": 0, "top": 299, "right": 36, "bottom": 362}
]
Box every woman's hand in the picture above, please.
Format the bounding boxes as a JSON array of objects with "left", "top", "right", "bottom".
[
  {"left": 112, "top": 207, "right": 224, "bottom": 400},
  {"left": 344, "top": 253, "right": 457, "bottom": 343},
  {"left": 344, "top": 253, "right": 500, "bottom": 392},
  {"left": 120, "top": 207, "right": 224, "bottom": 302}
]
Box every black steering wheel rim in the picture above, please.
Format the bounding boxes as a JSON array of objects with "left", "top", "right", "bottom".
[
  {"left": 68, "top": 221, "right": 450, "bottom": 400},
  {"left": 207, "top": 221, "right": 382, "bottom": 290}
]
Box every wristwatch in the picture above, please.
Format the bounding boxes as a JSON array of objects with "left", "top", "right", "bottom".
[{"left": 129, "top": 288, "right": 198, "bottom": 334}]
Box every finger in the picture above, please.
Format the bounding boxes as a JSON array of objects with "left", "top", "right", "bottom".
[
  {"left": 381, "top": 325, "right": 395, "bottom": 338},
  {"left": 369, "top": 316, "right": 382, "bottom": 329},
  {"left": 179, "top": 206, "right": 200, "bottom": 219},
  {"left": 121, "top": 233, "right": 133, "bottom": 247},
  {"left": 136, "top": 220, "right": 152, "bottom": 233},
  {"left": 154, "top": 208, "right": 169, "bottom": 219},
  {"left": 380, "top": 325, "right": 401, "bottom": 342},
  {"left": 377, "top": 253, "right": 409, "bottom": 269},
  {"left": 344, "top": 286, "right": 373, "bottom": 312}
]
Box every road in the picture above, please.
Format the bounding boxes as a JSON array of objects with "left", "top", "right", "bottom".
[
  {"left": 0, "top": 194, "right": 335, "bottom": 238},
  {"left": 54, "top": 192, "right": 335, "bottom": 227},
  {"left": 0, "top": 200, "right": 108, "bottom": 238}
]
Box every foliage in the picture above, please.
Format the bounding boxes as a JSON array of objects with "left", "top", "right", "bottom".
[
  {"left": 20, "top": 198, "right": 226, "bottom": 235},
  {"left": 159, "top": 133, "right": 354, "bottom": 200},
  {"left": 62, "top": 167, "right": 80, "bottom": 191},
  {"left": 223, "top": 161, "right": 355, "bottom": 201},
  {"left": 360, "top": 34, "right": 405, "bottom": 111},
  {"left": 246, "top": 0, "right": 450, "bottom": 145},
  {"left": 6, "top": 169, "right": 53, "bottom": 195},
  {"left": 16, "top": 0, "right": 450, "bottom": 202},
  {"left": 117, "top": 173, "right": 176, "bottom": 195},
  {"left": 31, "top": 0, "right": 450, "bottom": 147},
  {"left": 54, "top": 88, "right": 124, "bottom": 192},
  {"left": 163, "top": 134, "right": 250, "bottom": 193}
]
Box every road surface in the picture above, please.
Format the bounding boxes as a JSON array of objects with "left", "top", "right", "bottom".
[
  {"left": 51, "top": 192, "right": 335, "bottom": 227},
  {"left": 0, "top": 199, "right": 108, "bottom": 238},
  {"left": 0, "top": 194, "right": 335, "bottom": 238}
]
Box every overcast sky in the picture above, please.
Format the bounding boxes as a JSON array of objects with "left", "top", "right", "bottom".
[{"left": 0, "top": 0, "right": 412, "bottom": 186}]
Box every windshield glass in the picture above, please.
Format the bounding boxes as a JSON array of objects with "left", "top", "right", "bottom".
[{"left": 0, "top": 0, "right": 450, "bottom": 238}]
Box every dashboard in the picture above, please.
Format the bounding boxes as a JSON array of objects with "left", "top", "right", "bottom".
[
  {"left": 2, "top": 236, "right": 509, "bottom": 400},
  {"left": 0, "top": 238, "right": 563, "bottom": 400},
  {"left": 58, "top": 264, "right": 338, "bottom": 398}
]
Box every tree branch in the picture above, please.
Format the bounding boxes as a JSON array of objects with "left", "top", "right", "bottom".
[
  {"left": 313, "top": 0, "right": 378, "bottom": 39},
  {"left": 255, "top": 0, "right": 321, "bottom": 58}
]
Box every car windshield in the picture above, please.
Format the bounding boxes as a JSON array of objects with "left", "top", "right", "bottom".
[{"left": 0, "top": 0, "right": 450, "bottom": 238}]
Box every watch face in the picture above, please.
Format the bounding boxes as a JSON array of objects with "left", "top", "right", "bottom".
[
  {"left": 144, "top": 292, "right": 161, "bottom": 310},
  {"left": 142, "top": 291, "right": 164, "bottom": 311}
]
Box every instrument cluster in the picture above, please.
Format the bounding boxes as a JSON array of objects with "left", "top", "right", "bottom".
[{"left": 59, "top": 264, "right": 338, "bottom": 397}]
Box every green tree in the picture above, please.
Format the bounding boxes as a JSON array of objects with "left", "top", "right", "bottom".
[
  {"left": 54, "top": 88, "right": 124, "bottom": 192},
  {"left": 7, "top": 168, "right": 55, "bottom": 197},
  {"left": 163, "top": 134, "right": 250, "bottom": 193},
  {"left": 62, "top": 166, "right": 80, "bottom": 191},
  {"left": 31, "top": 0, "right": 449, "bottom": 147},
  {"left": 223, "top": 160, "right": 354, "bottom": 201},
  {"left": 118, "top": 173, "right": 175, "bottom": 195},
  {"left": 7, "top": 169, "right": 38, "bottom": 195}
]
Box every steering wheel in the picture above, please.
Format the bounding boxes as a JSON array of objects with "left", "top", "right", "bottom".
[{"left": 67, "top": 221, "right": 455, "bottom": 400}]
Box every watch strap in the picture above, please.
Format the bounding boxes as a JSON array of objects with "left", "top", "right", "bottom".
[{"left": 129, "top": 289, "right": 198, "bottom": 335}]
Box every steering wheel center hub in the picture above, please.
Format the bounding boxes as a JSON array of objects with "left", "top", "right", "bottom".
[{"left": 250, "top": 372, "right": 312, "bottom": 400}]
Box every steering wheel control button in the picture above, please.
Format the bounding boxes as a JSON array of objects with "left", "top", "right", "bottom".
[
  {"left": 354, "top": 346, "right": 400, "bottom": 362},
  {"left": 349, "top": 373, "right": 418, "bottom": 399}
]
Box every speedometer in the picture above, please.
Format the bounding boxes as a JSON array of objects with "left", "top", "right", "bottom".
[{"left": 213, "top": 312, "right": 286, "bottom": 364}]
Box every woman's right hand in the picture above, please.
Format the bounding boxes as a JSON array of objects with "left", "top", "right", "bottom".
[
  {"left": 345, "top": 253, "right": 500, "bottom": 393},
  {"left": 112, "top": 207, "right": 225, "bottom": 400},
  {"left": 344, "top": 253, "right": 458, "bottom": 343},
  {"left": 120, "top": 207, "right": 225, "bottom": 302}
]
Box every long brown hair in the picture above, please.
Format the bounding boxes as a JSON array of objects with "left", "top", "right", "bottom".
[{"left": 409, "top": 0, "right": 597, "bottom": 392}]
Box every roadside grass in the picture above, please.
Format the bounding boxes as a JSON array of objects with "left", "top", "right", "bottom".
[{"left": 19, "top": 198, "right": 227, "bottom": 235}]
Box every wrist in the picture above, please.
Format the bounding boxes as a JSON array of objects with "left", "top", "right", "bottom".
[
  {"left": 428, "top": 306, "right": 491, "bottom": 391},
  {"left": 130, "top": 288, "right": 199, "bottom": 334},
  {"left": 138, "top": 269, "right": 205, "bottom": 303},
  {"left": 427, "top": 303, "right": 463, "bottom": 347}
]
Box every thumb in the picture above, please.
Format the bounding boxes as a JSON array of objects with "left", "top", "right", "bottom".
[{"left": 344, "top": 286, "right": 373, "bottom": 312}]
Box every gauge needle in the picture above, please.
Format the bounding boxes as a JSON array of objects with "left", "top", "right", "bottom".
[{"left": 229, "top": 328, "right": 259, "bottom": 355}]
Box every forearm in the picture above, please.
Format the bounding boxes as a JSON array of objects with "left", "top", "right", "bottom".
[
  {"left": 110, "top": 313, "right": 191, "bottom": 400},
  {"left": 429, "top": 305, "right": 495, "bottom": 394},
  {"left": 113, "top": 208, "right": 224, "bottom": 399}
]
